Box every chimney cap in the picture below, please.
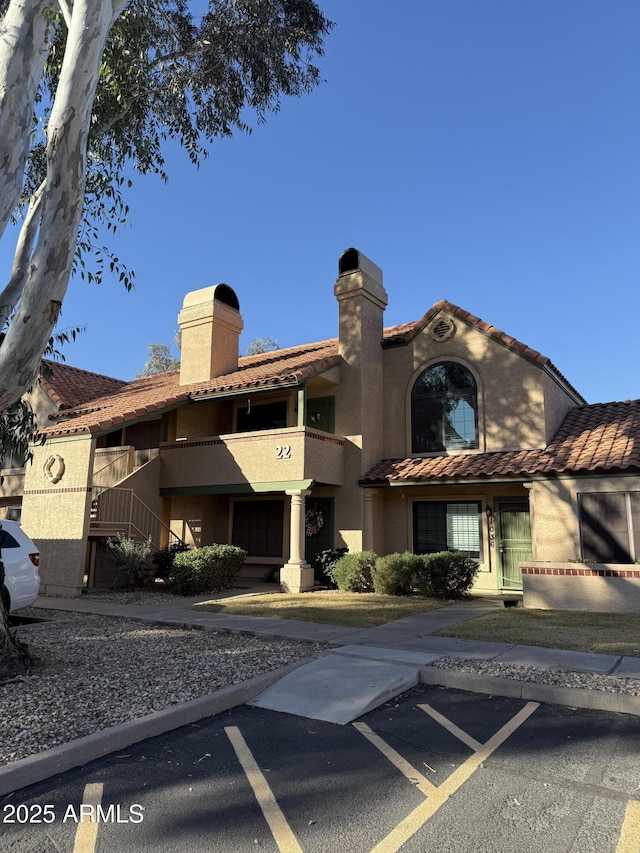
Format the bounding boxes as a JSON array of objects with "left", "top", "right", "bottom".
[
  {"left": 338, "top": 248, "right": 383, "bottom": 285},
  {"left": 181, "top": 283, "right": 240, "bottom": 312}
]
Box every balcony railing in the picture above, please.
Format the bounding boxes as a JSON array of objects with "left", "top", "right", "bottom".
[
  {"left": 90, "top": 487, "right": 181, "bottom": 551},
  {"left": 160, "top": 427, "right": 344, "bottom": 490}
]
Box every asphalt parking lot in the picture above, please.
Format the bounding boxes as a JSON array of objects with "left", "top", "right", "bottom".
[{"left": 2, "top": 684, "right": 639, "bottom": 853}]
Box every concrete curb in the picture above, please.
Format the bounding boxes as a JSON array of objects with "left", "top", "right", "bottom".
[
  {"left": 419, "top": 666, "right": 640, "bottom": 716},
  {"left": 0, "top": 658, "right": 310, "bottom": 798}
]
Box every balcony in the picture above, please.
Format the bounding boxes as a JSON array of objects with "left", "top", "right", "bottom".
[{"left": 160, "top": 427, "right": 344, "bottom": 492}]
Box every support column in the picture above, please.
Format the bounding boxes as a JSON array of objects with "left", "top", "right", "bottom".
[
  {"left": 280, "top": 489, "right": 314, "bottom": 593},
  {"left": 362, "top": 489, "right": 375, "bottom": 551}
]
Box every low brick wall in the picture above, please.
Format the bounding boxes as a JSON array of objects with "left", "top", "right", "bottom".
[{"left": 522, "top": 562, "right": 640, "bottom": 613}]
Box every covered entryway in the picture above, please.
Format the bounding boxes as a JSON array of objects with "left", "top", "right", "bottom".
[
  {"left": 304, "top": 497, "right": 334, "bottom": 582},
  {"left": 496, "top": 499, "right": 532, "bottom": 591}
]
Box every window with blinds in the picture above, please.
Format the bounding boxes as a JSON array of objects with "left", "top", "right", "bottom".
[
  {"left": 578, "top": 492, "right": 640, "bottom": 563},
  {"left": 411, "top": 362, "right": 478, "bottom": 453},
  {"left": 413, "top": 501, "right": 481, "bottom": 558}
]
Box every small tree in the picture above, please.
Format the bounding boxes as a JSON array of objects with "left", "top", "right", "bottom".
[
  {"left": 136, "top": 343, "right": 180, "bottom": 378},
  {"left": 245, "top": 337, "right": 279, "bottom": 356}
]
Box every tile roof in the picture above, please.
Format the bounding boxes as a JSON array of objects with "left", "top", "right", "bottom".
[
  {"left": 43, "top": 340, "right": 341, "bottom": 437},
  {"left": 382, "top": 300, "right": 585, "bottom": 403},
  {"left": 42, "top": 299, "right": 583, "bottom": 439},
  {"left": 361, "top": 400, "right": 640, "bottom": 485},
  {"left": 39, "top": 360, "right": 127, "bottom": 410}
]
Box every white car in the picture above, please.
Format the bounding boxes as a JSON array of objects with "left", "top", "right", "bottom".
[{"left": 1, "top": 520, "right": 40, "bottom": 613}]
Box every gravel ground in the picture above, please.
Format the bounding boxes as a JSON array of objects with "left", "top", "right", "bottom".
[
  {"left": 2, "top": 592, "right": 640, "bottom": 768},
  {"left": 430, "top": 657, "right": 640, "bottom": 695},
  {"left": 1, "top": 607, "right": 328, "bottom": 767}
]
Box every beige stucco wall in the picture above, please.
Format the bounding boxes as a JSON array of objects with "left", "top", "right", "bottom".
[
  {"left": 117, "top": 454, "right": 163, "bottom": 518},
  {"left": 374, "top": 481, "right": 531, "bottom": 593},
  {"left": 160, "top": 428, "right": 343, "bottom": 490},
  {"left": 21, "top": 436, "right": 95, "bottom": 596},
  {"left": 522, "top": 564, "right": 640, "bottom": 613},
  {"left": 530, "top": 475, "right": 640, "bottom": 562},
  {"left": 381, "top": 312, "right": 580, "bottom": 459}
]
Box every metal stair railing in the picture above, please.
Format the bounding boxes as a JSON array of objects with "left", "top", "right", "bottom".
[
  {"left": 90, "top": 487, "right": 182, "bottom": 552},
  {"left": 91, "top": 448, "right": 134, "bottom": 494}
]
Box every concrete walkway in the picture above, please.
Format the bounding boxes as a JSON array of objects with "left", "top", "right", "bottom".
[
  {"left": 2, "top": 588, "right": 639, "bottom": 796},
  {"left": 33, "top": 589, "right": 640, "bottom": 722}
]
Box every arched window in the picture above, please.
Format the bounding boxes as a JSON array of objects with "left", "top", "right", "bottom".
[{"left": 411, "top": 362, "right": 478, "bottom": 453}]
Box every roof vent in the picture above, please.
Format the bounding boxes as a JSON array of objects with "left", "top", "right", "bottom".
[{"left": 429, "top": 317, "right": 456, "bottom": 342}]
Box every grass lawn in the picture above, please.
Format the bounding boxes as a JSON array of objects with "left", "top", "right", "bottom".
[
  {"left": 193, "top": 592, "right": 447, "bottom": 628},
  {"left": 436, "top": 609, "right": 640, "bottom": 658}
]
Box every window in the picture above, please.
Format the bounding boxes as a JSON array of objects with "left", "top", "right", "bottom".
[
  {"left": 237, "top": 401, "right": 287, "bottom": 433},
  {"left": 305, "top": 397, "right": 335, "bottom": 433},
  {"left": 578, "top": 492, "right": 640, "bottom": 563},
  {"left": 413, "top": 501, "right": 481, "bottom": 559},
  {"left": 232, "top": 500, "right": 284, "bottom": 557},
  {"left": 411, "top": 362, "right": 478, "bottom": 453}
]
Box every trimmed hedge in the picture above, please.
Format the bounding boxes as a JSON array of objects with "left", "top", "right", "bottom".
[
  {"left": 333, "top": 551, "right": 378, "bottom": 592},
  {"left": 415, "top": 551, "right": 479, "bottom": 599},
  {"left": 152, "top": 541, "right": 190, "bottom": 580},
  {"left": 171, "top": 544, "right": 247, "bottom": 596},
  {"left": 372, "top": 552, "right": 421, "bottom": 596},
  {"left": 315, "top": 547, "right": 349, "bottom": 588}
]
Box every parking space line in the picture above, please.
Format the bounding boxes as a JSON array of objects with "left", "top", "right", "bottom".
[
  {"left": 353, "top": 722, "right": 438, "bottom": 795},
  {"left": 369, "top": 701, "right": 539, "bottom": 853},
  {"left": 417, "top": 703, "right": 482, "bottom": 751},
  {"left": 616, "top": 799, "right": 640, "bottom": 853},
  {"left": 72, "top": 782, "right": 103, "bottom": 853},
  {"left": 225, "top": 726, "right": 303, "bottom": 853}
]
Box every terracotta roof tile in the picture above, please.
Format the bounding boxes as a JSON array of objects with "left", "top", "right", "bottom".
[
  {"left": 42, "top": 299, "right": 584, "bottom": 438},
  {"left": 39, "top": 360, "right": 126, "bottom": 409},
  {"left": 381, "top": 300, "right": 584, "bottom": 402},
  {"left": 43, "top": 340, "right": 341, "bottom": 437},
  {"left": 361, "top": 400, "right": 640, "bottom": 485}
]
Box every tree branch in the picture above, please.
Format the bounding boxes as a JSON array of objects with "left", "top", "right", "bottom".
[
  {"left": 0, "top": 0, "right": 49, "bottom": 239},
  {"left": 0, "top": 181, "right": 46, "bottom": 331}
]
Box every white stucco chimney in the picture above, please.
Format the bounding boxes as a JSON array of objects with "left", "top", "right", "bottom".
[{"left": 178, "top": 283, "right": 243, "bottom": 386}]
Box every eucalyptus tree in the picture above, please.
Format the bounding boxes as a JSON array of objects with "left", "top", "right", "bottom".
[
  {"left": 0, "top": 0, "right": 333, "bottom": 413},
  {"left": 0, "top": 0, "right": 331, "bottom": 669}
]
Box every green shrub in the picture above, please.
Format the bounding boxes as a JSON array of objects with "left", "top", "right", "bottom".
[
  {"left": 414, "top": 551, "right": 479, "bottom": 599},
  {"left": 315, "top": 547, "right": 349, "bottom": 588},
  {"left": 170, "top": 544, "right": 247, "bottom": 596},
  {"left": 372, "top": 552, "right": 421, "bottom": 595},
  {"left": 152, "top": 541, "right": 190, "bottom": 580},
  {"left": 333, "top": 551, "right": 378, "bottom": 593},
  {"left": 104, "top": 534, "right": 152, "bottom": 588}
]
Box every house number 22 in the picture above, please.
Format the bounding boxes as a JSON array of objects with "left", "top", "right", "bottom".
[{"left": 276, "top": 445, "right": 291, "bottom": 459}]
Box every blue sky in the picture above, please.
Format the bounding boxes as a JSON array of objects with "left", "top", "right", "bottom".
[{"left": 3, "top": 1, "right": 640, "bottom": 403}]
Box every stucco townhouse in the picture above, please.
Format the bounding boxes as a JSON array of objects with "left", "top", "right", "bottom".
[{"left": 3, "top": 248, "right": 640, "bottom": 613}]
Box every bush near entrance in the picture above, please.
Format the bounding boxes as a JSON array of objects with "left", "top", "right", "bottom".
[{"left": 332, "top": 550, "right": 479, "bottom": 600}]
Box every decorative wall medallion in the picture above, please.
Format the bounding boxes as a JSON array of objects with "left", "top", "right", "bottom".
[
  {"left": 429, "top": 317, "right": 456, "bottom": 342},
  {"left": 43, "top": 453, "right": 65, "bottom": 484}
]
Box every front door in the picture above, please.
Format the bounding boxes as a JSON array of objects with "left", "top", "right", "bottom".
[
  {"left": 496, "top": 499, "right": 531, "bottom": 591},
  {"left": 304, "top": 497, "right": 334, "bottom": 582}
]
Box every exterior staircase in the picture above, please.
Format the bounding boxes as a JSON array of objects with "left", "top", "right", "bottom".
[{"left": 89, "top": 487, "right": 182, "bottom": 554}]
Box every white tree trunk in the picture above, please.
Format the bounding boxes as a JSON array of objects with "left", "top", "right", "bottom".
[
  {"left": 0, "top": 0, "right": 129, "bottom": 411},
  {"left": 0, "top": 0, "right": 49, "bottom": 240}
]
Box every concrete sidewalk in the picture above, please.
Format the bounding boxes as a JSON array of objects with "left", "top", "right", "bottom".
[
  {"left": 33, "top": 589, "right": 640, "bottom": 717},
  {"left": 2, "top": 588, "right": 639, "bottom": 796}
]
